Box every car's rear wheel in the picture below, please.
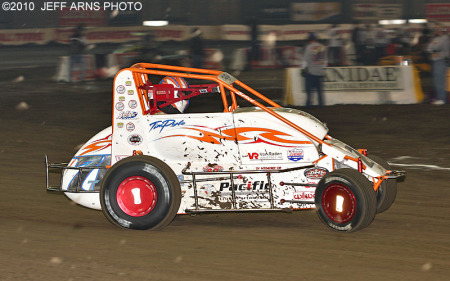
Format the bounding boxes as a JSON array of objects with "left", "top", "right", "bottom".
[
  {"left": 100, "top": 156, "right": 181, "bottom": 230},
  {"left": 370, "top": 155, "right": 397, "bottom": 213},
  {"left": 315, "top": 168, "right": 377, "bottom": 232}
]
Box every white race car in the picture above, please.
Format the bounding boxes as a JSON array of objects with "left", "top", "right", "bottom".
[{"left": 46, "top": 63, "right": 404, "bottom": 232}]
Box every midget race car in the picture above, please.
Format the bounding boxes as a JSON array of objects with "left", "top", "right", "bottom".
[{"left": 46, "top": 63, "right": 405, "bottom": 232}]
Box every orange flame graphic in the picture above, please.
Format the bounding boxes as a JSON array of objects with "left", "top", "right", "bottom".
[
  {"left": 79, "top": 134, "right": 112, "bottom": 156},
  {"left": 161, "top": 126, "right": 310, "bottom": 147}
]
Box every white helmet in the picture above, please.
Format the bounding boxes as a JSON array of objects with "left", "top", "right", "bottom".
[{"left": 159, "top": 76, "right": 189, "bottom": 113}]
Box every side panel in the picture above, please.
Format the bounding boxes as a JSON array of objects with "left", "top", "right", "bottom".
[
  {"left": 233, "top": 110, "right": 320, "bottom": 166},
  {"left": 143, "top": 112, "right": 240, "bottom": 171}
]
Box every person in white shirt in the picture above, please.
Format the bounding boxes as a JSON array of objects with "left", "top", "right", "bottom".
[
  {"left": 327, "top": 24, "right": 343, "bottom": 66},
  {"left": 427, "top": 26, "right": 450, "bottom": 104}
]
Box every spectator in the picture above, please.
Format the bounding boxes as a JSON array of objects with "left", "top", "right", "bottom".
[
  {"left": 264, "top": 31, "right": 285, "bottom": 68},
  {"left": 141, "top": 31, "right": 159, "bottom": 59},
  {"left": 189, "top": 28, "right": 204, "bottom": 68},
  {"left": 374, "top": 24, "right": 389, "bottom": 62},
  {"left": 427, "top": 26, "right": 450, "bottom": 105},
  {"left": 69, "top": 24, "right": 88, "bottom": 82},
  {"left": 247, "top": 17, "right": 261, "bottom": 69},
  {"left": 353, "top": 23, "right": 366, "bottom": 65},
  {"left": 422, "top": 23, "right": 432, "bottom": 38},
  {"left": 302, "top": 33, "right": 327, "bottom": 107},
  {"left": 327, "top": 24, "right": 343, "bottom": 66},
  {"left": 411, "top": 26, "right": 433, "bottom": 102},
  {"left": 363, "top": 24, "right": 376, "bottom": 65},
  {"left": 399, "top": 23, "right": 414, "bottom": 54}
]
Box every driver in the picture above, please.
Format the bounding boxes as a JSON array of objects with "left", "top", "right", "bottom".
[{"left": 158, "top": 76, "right": 189, "bottom": 113}]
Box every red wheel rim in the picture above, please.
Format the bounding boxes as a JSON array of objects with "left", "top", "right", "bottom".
[
  {"left": 116, "top": 176, "right": 157, "bottom": 217},
  {"left": 322, "top": 183, "right": 356, "bottom": 224}
]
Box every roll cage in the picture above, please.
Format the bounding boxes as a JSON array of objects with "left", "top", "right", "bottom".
[{"left": 128, "top": 63, "right": 326, "bottom": 145}]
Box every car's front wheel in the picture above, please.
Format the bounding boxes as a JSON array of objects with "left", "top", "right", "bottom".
[
  {"left": 100, "top": 156, "right": 181, "bottom": 230},
  {"left": 315, "top": 168, "right": 377, "bottom": 232}
]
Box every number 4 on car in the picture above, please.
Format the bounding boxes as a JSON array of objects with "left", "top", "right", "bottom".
[{"left": 45, "top": 63, "right": 405, "bottom": 232}]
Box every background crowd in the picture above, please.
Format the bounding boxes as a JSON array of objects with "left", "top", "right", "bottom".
[
  {"left": 298, "top": 23, "right": 450, "bottom": 106},
  {"left": 59, "top": 21, "right": 450, "bottom": 106}
]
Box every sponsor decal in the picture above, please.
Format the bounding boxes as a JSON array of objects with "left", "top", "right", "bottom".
[
  {"left": 248, "top": 153, "right": 258, "bottom": 159},
  {"left": 220, "top": 181, "right": 269, "bottom": 191},
  {"left": 304, "top": 167, "right": 328, "bottom": 179},
  {"left": 287, "top": 149, "right": 303, "bottom": 161},
  {"left": 128, "top": 100, "right": 137, "bottom": 109},
  {"left": 116, "top": 111, "right": 138, "bottom": 120},
  {"left": 116, "top": 85, "right": 126, "bottom": 94},
  {"left": 149, "top": 119, "right": 186, "bottom": 133},
  {"left": 200, "top": 184, "right": 216, "bottom": 195},
  {"left": 117, "top": 122, "right": 124, "bottom": 128},
  {"left": 127, "top": 90, "right": 134, "bottom": 95},
  {"left": 128, "top": 134, "right": 142, "bottom": 146},
  {"left": 156, "top": 90, "right": 170, "bottom": 95},
  {"left": 329, "top": 222, "right": 352, "bottom": 231},
  {"left": 203, "top": 164, "right": 224, "bottom": 172},
  {"left": 255, "top": 166, "right": 282, "bottom": 170},
  {"left": 118, "top": 96, "right": 125, "bottom": 102},
  {"left": 294, "top": 192, "right": 315, "bottom": 200},
  {"left": 115, "top": 102, "right": 125, "bottom": 111},
  {"left": 126, "top": 122, "right": 135, "bottom": 132},
  {"left": 177, "top": 174, "right": 185, "bottom": 188},
  {"left": 125, "top": 81, "right": 132, "bottom": 86},
  {"left": 247, "top": 151, "right": 283, "bottom": 160}
]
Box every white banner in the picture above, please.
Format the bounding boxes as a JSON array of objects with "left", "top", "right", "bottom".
[
  {"left": 324, "top": 66, "right": 404, "bottom": 91},
  {"left": 284, "top": 66, "right": 424, "bottom": 106}
]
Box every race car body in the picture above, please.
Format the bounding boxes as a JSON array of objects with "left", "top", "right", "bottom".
[{"left": 46, "top": 63, "right": 404, "bottom": 232}]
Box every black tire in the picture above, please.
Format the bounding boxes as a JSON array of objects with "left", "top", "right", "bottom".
[
  {"left": 100, "top": 156, "right": 181, "bottom": 230},
  {"left": 370, "top": 155, "right": 397, "bottom": 213},
  {"left": 315, "top": 168, "right": 377, "bottom": 232}
]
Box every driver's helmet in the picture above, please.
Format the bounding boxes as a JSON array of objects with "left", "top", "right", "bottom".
[{"left": 159, "top": 76, "right": 189, "bottom": 113}]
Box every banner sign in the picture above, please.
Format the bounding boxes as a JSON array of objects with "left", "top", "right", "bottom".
[
  {"left": 353, "top": 4, "right": 402, "bottom": 20},
  {"left": 59, "top": 8, "right": 106, "bottom": 26},
  {"left": 2, "top": 22, "right": 439, "bottom": 45},
  {"left": 0, "top": 25, "right": 190, "bottom": 45},
  {"left": 324, "top": 66, "right": 404, "bottom": 91},
  {"left": 221, "top": 24, "right": 347, "bottom": 41},
  {"left": 291, "top": 2, "right": 341, "bottom": 22},
  {"left": 0, "top": 29, "right": 51, "bottom": 45},
  {"left": 284, "top": 66, "right": 423, "bottom": 106},
  {"left": 426, "top": 4, "right": 450, "bottom": 22}
]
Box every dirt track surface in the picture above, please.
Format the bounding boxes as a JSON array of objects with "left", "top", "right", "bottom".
[{"left": 0, "top": 68, "right": 449, "bottom": 281}]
